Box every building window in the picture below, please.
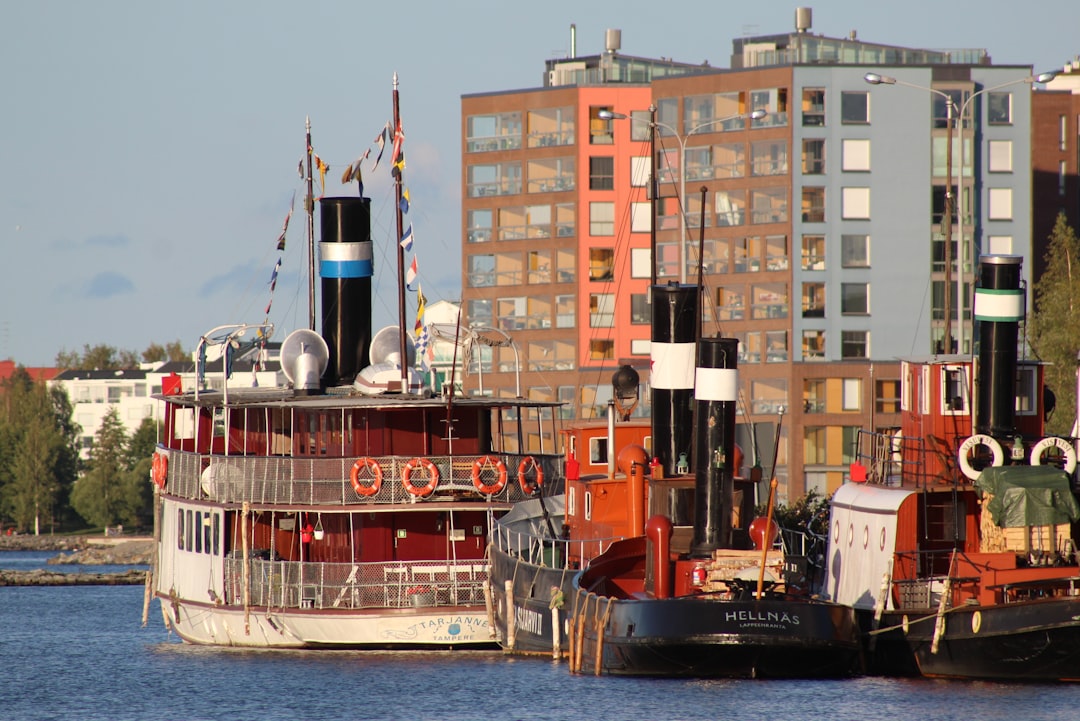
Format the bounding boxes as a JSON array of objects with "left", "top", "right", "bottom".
[
  {"left": 841, "top": 187, "right": 870, "bottom": 220},
  {"left": 750, "top": 377, "right": 787, "bottom": 414},
  {"left": 589, "top": 248, "right": 614, "bottom": 281},
  {"left": 589, "top": 338, "right": 614, "bottom": 360},
  {"left": 842, "top": 427, "right": 860, "bottom": 464},
  {"left": 841, "top": 331, "right": 868, "bottom": 359},
  {"left": 802, "top": 88, "right": 825, "bottom": 126},
  {"left": 712, "top": 143, "right": 746, "bottom": 179},
  {"left": 987, "top": 92, "right": 1012, "bottom": 125},
  {"left": 630, "top": 294, "right": 650, "bottom": 324},
  {"left": 630, "top": 110, "right": 652, "bottom": 141},
  {"left": 527, "top": 106, "right": 574, "bottom": 148},
  {"left": 802, "top": 139, "right": 825, "bottom": 174},
  {"left": 765, "top": 235, "right": 788, "bottom": 271},
  {"left": 715, "top": 190, "right": 746, "bottom": 227},
  {"left": 466, "top": 298, "right": 492, "bottom": 326},
  {"left": 751, "top": 140, "right": 788, "bottom": 176},
  {"left": 466, "top": 209, "right": 493, "bottom": 243},
  {"left": 875, "top": 380, "right": 900, "bottom": 413},
  {"left": 988, "top": 188, "right": 1013, "bottom": 220},
  {"left": 589, "top": 202, "right": 614, "bottom": 235},
  {"left": 805, "top": 426, "right": 827, "bottom": 465},
  {"left": 466, "top": 111, "right": 522, "bottom": 153},
  {"left": 841, "top": 138, "right": 870, "bottom": 172},
  {"left": 841, "top": 283, "right": 869, "bottom": 315},
  {"left": 801, "top": 235, "right": 825, "bottom": 270},
  {"left": 801, "top": 187, "right": 825, "bottom": 222},
  {"left": 717, "top": 285, "right": 746, "bottom": 321},
  {"left": 841, "top": 235, "right": 869, "bottom": 267},
  {"left": 751, "top": 283, "right": 787, "bottom": 320},
  {"left": 590, "top": 106, "right": 614, "bottom": 144},
  {"left": 802, "top": 283, "right": 825, "bottom": 317},
  {"left": 630, "top": 156, "right": 650, "bottom": 186},
  {"left": 589, "top": 293, "right": 615, "bottom": 327},
  {"left": 589, "top": 156, "right": 614, "bottom": 190},
  {"left": 987, "top": 236, "right": 1013, "bottom": 255},
  {"left": 802, "top": 331, "right": 826, "bottom": 361},
  {"left": 765, "top": 330, "right": 788, "bottom": 362},
  {"left": 527, "top": 250, "right": 551, "bottom": 284},
  {"left": 468, "top": 254, "right": 495, "bottom": 287},
  {"left": 555, "top": 295, "right": 575, "bottom": 328},
  {"left": 842, "top": 378, "right": 862, "bottom": 411},
  {"left": 932, "top": 89, "right": 964, "bottom": 129},
  {"left": 555, "top": 247, "right": 575, "bottom": 283},
  {"left": 630, "top": 248, "right": 651, "bottom": 278},
  {"left": 467, "top": 162, "right": 522, "bottom": 197},
  {"left": 840, "top": 92, "right": 869, "bottom": 124},
  {"left": 988, "top": 140, "right": 1012, "bottom": 173},
  {"left": 803, "top": 379, "right": 825, "bottom": 412},
  {"left": 630, "top": 339, "right": 650, "bottom": 355},
  {"left": 750, "top": 88, "right": 788, "bottom": 128},
  {"left": 527, "top": 157, "right": 575, "bottom": 193},
  {"left": 751, "top": 188, "right": 787, "bottom": 224}
]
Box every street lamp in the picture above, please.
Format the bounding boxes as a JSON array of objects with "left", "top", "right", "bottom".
[
  {"left": 865, "top": 70, "right": 1057, "bottom": 355},
  {"left": 600, "top": 107, "right": 767, "bottom": 285},
  {"left": 865, "top": 72, "right": 958, "bottom": 354}
]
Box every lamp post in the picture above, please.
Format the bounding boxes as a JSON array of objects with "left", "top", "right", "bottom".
[
  {"left": 599, "top": 107, "right": 766, "bottom": 285},
  {"left": 865, "top": 72, "right": 957, "bottom": 354},
  {"left": 865, "top": 70, "right": 1057, "bottom": 355},
  {"left": 952, "top": 71, "right": 1056, "bottom": 353}
]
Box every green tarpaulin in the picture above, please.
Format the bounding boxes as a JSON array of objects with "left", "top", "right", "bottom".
[{"left": 974, "top": 465, "right": 1080, "bottom": 528}]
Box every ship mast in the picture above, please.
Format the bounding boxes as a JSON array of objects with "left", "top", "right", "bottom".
[
  {"left": 393, "top": 73, "right": 408, "bottom": 390},
  {"left": 304, "top": 116, "right": 317, "bottom": 331}
]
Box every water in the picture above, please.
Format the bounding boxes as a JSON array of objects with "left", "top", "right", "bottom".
[{"left": 4, "top": 552, "right": 1080, "bottom": 721}]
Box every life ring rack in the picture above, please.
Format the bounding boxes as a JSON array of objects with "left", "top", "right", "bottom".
[
  {"left": 517, "top": 455, "right": 544, "bottom": 495},
  {"left": 151, "top": 451, "right": 168, "bottom": 489},
  {"left": 1030, "top": 436, "right": 1078, "bottom": 475},
  {"left": 472, "top": 455, "right": 508, "bottom": 495},
  {"left": 957, "top": 434, "right": 1004, "bottom": 481},
  {"left": 402, "top": 457, "right": 440, "bottom": 498},
  {"left": 350, "top": 457, "right": 384, "bottom": 497}
]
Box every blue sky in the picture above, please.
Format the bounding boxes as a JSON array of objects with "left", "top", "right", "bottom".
[{"left": 2, "top": 0, "right": 1077, "bottom": 366}]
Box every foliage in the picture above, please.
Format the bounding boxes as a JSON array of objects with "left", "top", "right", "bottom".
[
  {"left": 756, "top": 489, "right": 831, "bottom": 538},
  {"left": 0, "top": 367, "right": 80, "bottom": 533},
  {"left": 70, "top": 407, "right": 131, "bottom": 528},
  {"left": 55, "top": 341, "right": 185, "bottom": 370},
  {"left": 1029, "top": 213, "right": 1080, "bottom": 435}
]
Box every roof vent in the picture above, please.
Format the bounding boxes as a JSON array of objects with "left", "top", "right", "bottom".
[{"left": 795, "top": 7, "right": 812, "bottom": 33}]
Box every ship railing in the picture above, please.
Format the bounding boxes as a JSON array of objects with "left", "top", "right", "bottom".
[
  {"left": 491, "top": 522, "right": 618, "bottom": 571},
  {"left": 852, "top": 429, "right": 943, "bottom": 489},
  {"left": 161, "top": 449, "right": 564, "bottom": 505},
  {"left": 223, "top": 557, "right": 491, "bottom": 610}
]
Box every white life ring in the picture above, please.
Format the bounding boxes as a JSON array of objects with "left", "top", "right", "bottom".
[
  {"left": 957, "top": 434, "right": 1004, "bottom": 481},
  {"left": 1030, "top": 436, "right": 1078, "bottom": 474}
]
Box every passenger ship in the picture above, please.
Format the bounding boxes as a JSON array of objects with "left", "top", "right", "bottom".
[{"left": 149, "top": 186, "right": 563, "bottom": 648}]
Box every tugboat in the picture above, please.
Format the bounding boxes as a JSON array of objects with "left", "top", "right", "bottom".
[
  {"left": 563, "top": 285, "right": 861, "bottom": 678},
  {"left": 148, "top": 101, "right": 564, "bottom": 648},
  {"left": 828, "top": 254, "right": 1080, "bottom": 681}
]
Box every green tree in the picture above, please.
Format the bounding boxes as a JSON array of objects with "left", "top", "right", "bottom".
[
  {"left": 121, "top": 417, "right": 159, "bottom": 527},
  {"left": 0, "top": 368, "right": 79, "bottom": 533},
  {"left": 756, "top": 489, "right": 831, "bottom": 538},
  {"left": 71, "top": 407, "right": 129, "bottom": 527},
  {"left": 1029, "top": 213, "right": 1080, "bottom": 435}
]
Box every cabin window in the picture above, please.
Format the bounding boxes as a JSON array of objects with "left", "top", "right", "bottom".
[
  {"left": 194, "top": 511, "right": 203, "bottom": 553},
  {"left": 186, "top": 510, "right": 194, "bottom": 552},
  {"left": 567, "top": 487, "right": 576, "bottom": 517},
  {"left": 584, "top": 491, "right": 593, "bottom": 521},
  {"left": 1016, "top": 366, "right": 1038, "bottom": 416},
  {"left": 941, "top": 365, "right": 970, "bottom": 415},
  {"left": 588, "top": 437, "right": 609, "bottom": 466},
  {"left": 212, "top": 513, "right": 220, "bottom": 555},
  {"left": 177, "top": 508, "right": 185, "bottom": 551}
]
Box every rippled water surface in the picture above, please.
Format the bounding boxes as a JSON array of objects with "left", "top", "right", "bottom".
[{"left": 3, "top": 551, "right": 1080, "bottom": 721}]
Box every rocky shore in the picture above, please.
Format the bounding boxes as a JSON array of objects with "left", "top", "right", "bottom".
[{"left": 0, "top": 534, "right": 153, "bottom": 586}]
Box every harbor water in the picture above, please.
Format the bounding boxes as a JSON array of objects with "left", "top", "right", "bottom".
[{"left": 3, "top": 551, "right": 1080, "bottom": 721}]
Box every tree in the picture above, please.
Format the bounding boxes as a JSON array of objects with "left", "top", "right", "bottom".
[
  {"left": 0, "top": 368, "right": 79, "bottom": 533},
  {"left": 121, "top": 417, "right": 159, "bottom": 527},
  {"left": 1029, "top": 213, "right": 1080, "bottom": 435},
  {"left": 71, "top": 407, "right": 129, "bottom": 528}
]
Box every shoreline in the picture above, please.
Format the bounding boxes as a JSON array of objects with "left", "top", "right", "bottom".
[
  {"left": 1, "top": 535, "right": 154, "bottom": 586},
  {"left": 0, "top": 568, "right": 148, "bottom": 586}
]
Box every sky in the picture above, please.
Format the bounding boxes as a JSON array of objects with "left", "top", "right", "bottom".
[{"left": 2, "top": 0, "right": 1078, "bottom": 367}]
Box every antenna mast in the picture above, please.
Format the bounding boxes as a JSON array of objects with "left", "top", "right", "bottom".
[{"left": 304, "top": 116, "right": 317, "bottom": 331}]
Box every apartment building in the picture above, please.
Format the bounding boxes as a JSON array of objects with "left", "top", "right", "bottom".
[{"left": 463, "top": 16, "right": 1039, "bottom": 501}]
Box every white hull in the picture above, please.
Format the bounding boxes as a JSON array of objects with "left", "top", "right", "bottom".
[{"left": 159, "top": 598, "right": 494, "bottom": 648}]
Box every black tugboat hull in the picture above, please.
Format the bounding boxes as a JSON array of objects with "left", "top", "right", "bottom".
[
  {"left": 490, "top": 541, "right": 569, "bottom": 655},
  {"left": 879, "top": 598, "right": 1080, "bottom": 682},
  {"left": 573, "top": 594, "right": 861, "bottom": 678}
]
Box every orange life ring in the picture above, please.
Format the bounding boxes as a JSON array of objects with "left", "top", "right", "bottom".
[
  {"left": 402, "top": 457, "right": 439, "bottom": 497},
  {"left": 517, "top": 455, "right": 543, "bottom": 495},
  {"left": 472, "top": 455, "right": 508, "bottom": 495},
  {"left": 151, "top": 451, "right": 168, "bottom": 489},
  {"left": 350, "top": 457, "right": 383, "bottom": 497}
]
